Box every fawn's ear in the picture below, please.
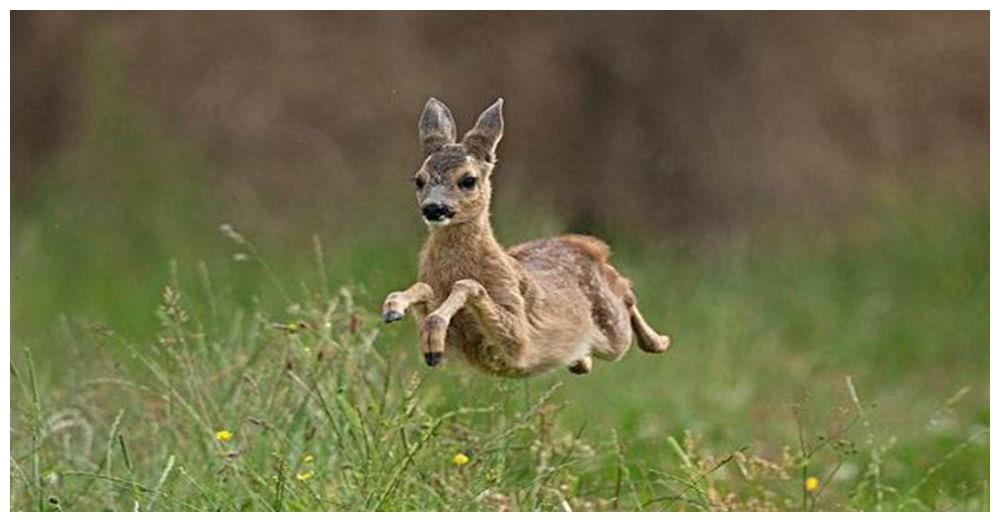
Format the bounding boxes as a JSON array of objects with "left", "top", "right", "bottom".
[
  {"left": 419, "top": 98, "right": 457, "bottom": 156},
  {"left": 463, "top": 98, "right": 504, "bottom": 163}
]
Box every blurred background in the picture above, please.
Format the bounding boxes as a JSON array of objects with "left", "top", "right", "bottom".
[
  {"left": 10, "top": 11, "right": 989, "bottom": 509},
  {"left": 12, "top": 11, "right": 987, "bottom": 330}
]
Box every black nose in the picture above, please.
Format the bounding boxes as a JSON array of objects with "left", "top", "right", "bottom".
[
  {"left": 421, "top": 203, "right": 454, "bottom": 222},
  {"left": 424, "top": 352, "right": 442, "bottom": 367}
]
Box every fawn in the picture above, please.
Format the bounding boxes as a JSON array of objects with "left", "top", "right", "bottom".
[{"left": 382, "top": 98, "right": 671, "bottom": 377}]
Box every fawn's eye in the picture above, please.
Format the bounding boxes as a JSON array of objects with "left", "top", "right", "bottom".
[
  {"left": 414, "top": 178, "right": 426, "bottom": 190},
  {"left": 458, "top": 175, "right": 477, "bottom": 190}
]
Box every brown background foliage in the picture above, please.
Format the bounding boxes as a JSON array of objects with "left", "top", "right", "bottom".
[{"left": 12, "top": 11, "right": 988, "bottom": 233}]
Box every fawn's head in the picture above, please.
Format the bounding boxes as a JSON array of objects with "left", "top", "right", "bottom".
[{"left": 413, "top": 97, "right": 504, "bottom": 227}]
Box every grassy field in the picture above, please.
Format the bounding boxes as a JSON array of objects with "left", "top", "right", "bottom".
[
  {"left": 10, "top": 176, "right": 989, "bottom": 511},
  {"left": 9, "top": 56, "right": 989, "bottom": 510}
]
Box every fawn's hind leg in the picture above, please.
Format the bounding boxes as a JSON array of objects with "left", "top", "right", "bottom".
[
  {"left": 586, "top": 264, "right": 635, "bottom": 362},
  {"left": 568, "top": 355, "right": 593, "bottom": 375},
  {"left": 624, "top": 290, "right": 671, "bottom": 353},
  {"left": 600, "top": 263, "right": 670, "bottom": 355}
]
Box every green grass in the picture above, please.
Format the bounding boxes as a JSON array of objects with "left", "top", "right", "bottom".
[
  {"left": 10, "top": 176, "right": 989, "bottom": 510},
  {"left": 9, "top": 38, "right": 989, "bottom": 511}
]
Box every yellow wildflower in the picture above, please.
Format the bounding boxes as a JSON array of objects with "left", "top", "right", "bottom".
[
  {"left": 215, "top": 430, "right": 233, "bottom": 443},
  {"left": 452, "top": 452, "right": 470, "bottom": 466},
  {"left": 805, "top": 476, "right": 819, "bottom": 493},
  {"left": 302, "top": 454, "right": 314, "bottom": 464},
  {"left": 296, "top": 471, "right": 314, "bottom": 482}
]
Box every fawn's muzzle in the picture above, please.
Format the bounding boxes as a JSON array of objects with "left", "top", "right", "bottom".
[
  {"left": 424, "top": 352, "right": 442, "bottom": 367},
  {"left": 421, "top": 203, "right": 455, "bottom": 222}
]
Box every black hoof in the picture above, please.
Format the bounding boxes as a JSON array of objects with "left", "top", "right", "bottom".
[
  {"left": 383, "top": 310, "right": 403, "bottom": 323},
  {"left": 424, "top": 352, "right": 442, "bottom": 367}
]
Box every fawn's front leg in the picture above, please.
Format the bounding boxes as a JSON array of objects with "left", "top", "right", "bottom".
[
  {"left": 421, "top": 279, "right": 526, "bottom": 367},
  {"left": 382, "top": 282, "right": 435, "bottom": 323}
]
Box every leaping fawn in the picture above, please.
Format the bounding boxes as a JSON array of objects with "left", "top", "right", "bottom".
[{"left": 382, "top": 97, "right": 671, "bottom": 377}]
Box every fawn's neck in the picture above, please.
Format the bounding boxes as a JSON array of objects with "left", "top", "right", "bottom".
[
  {"left": 425, "top": 213, "right": 503, "bottom": 256},
  {"left": 421, "top": 213, "right": 512, "bottom": 285}
]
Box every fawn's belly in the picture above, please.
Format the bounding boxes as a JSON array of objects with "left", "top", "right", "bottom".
[
  {"left": 443, "top": 311, "right": 531, "bottom": 377},
  {"left": 446, "top": 296, "right": 599, "bottom": 378}
]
